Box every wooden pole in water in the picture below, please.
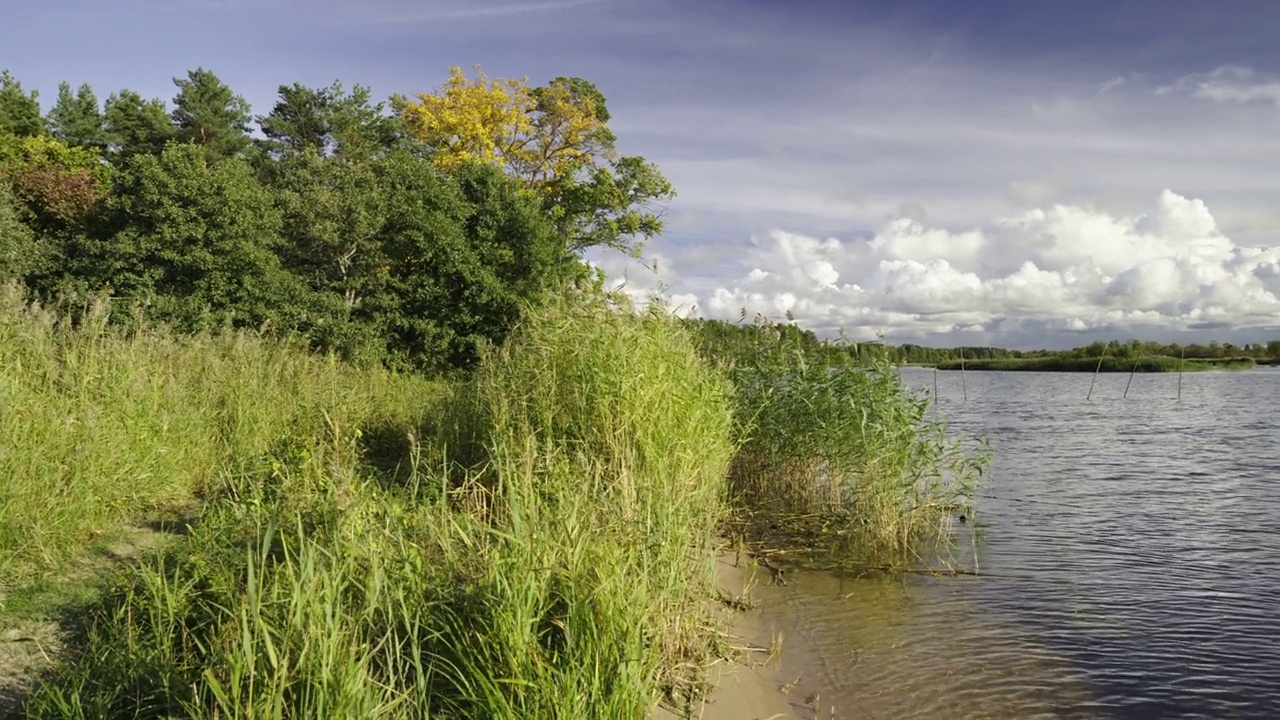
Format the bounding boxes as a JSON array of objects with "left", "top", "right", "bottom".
[
  {"left": 1087, "top": 346, "right": 1107, "bottom": 401},
  {"left": 959, "top": 348, "right": 968, "bottom": 401},
  {"left": 934, "top": 366, "right": 939, "bottom": 400},
  {"left": 1124, "top": 356, "right": 1139, "bottom": 398},
  {"left": 1178, "top": 347, "right": 1184, "bottom": 400}
]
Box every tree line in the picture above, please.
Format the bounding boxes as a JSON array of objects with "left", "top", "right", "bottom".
[
  {"left": 0, "top": 66, "right": 673, "bottom": 370},
  {"left": 684, "top": 317, "right": 1280, "bottom": 367}
]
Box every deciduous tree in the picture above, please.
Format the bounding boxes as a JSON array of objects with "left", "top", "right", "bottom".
[{"left": 394, "top": 67, "right": 673, "bottom": 254}]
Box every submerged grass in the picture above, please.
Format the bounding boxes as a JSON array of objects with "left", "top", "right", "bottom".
[{"left": 16, "top": 294, "right": 737, "bottom": 718}]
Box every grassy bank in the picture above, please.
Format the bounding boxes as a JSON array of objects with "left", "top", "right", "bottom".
[
  {"left": 932, "top": 355, "right": 1256, "bottom": 372},
  {"left": 0, "top": 284, "right": 439, "bottom": 589},
  {"left": 10, "top": 296, "right": 737, "bottom": 718}
]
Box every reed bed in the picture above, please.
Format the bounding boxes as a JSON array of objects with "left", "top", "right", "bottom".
[{"left": 695, "top": 320, "right": 987, "bottom": 568}]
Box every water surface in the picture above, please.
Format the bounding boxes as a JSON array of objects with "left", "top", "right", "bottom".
[{"left": 761, "top": 368, "right": 1280, "bottom": 719}]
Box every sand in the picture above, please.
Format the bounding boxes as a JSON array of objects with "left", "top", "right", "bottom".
[{"left": 653, "top": 550, "right": 802, "bottom": 720}]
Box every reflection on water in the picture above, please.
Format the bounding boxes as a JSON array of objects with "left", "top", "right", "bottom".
[{"left": 763, "top": 369, "right": 1280, "bottom": 719}]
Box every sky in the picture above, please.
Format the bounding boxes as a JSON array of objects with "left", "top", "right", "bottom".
[{"left": 4, "top": 0, "right": 1280, "bottom": 349}]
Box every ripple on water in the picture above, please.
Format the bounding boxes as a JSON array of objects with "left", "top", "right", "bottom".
[{"left": 760, "top": 369, "right": 1280, "bottom": 719}]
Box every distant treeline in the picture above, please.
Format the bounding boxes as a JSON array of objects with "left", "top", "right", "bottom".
[
  {"left": 683, "top": 318, "right": 1280, "bottom": 370},
  {"left": 891, "top": 338, "right": 1280, "bottom": 365},
  {"left": 0, "top": 66, "right": 673, "bottom": 371},
  {"left": 934, "top": 356, "right": 1258, "bottom": 372}
]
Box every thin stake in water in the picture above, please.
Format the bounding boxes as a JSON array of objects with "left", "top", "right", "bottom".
[
  {"left": 1087, "top": 345, "right": 1108, "bottom": 400},
  {"left": 1178, "top": 347, "right": 1184, "bottom": 400},
  {"left": 1124, "top": 356, "right": 1139, "bottom": 398}
]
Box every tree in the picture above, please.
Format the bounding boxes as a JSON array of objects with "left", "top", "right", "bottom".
[
  {"left": 104, "top": 90, "right": 176, "bottom": 158},
  {"left": 258, "top": 81, "right": 400, "bottom": 160},
  {"left": 370, "top": 155, "right": 581, "bottom": 369},
  {"left": 0, "top": 70, "right": 43, "bottom": 137},
  {"left": 48, "top": 82, "right": 106, "bottom": 148},
  {"left": 394, "top": 67, "right": 673, "bottom": 254},
  {"left": 171, "top": 68, "right": 252, "bottom": 159},
  {"left": 0, "top": 179, "right": 36, "bottom": 281},
  {"left": 264, "top": 149, "right": 390, "bottom": 360},
  {"left": 101, "top": 143, "right": 301, "bottom": 328},
  {"left": 0, "top": 132, "right": 110, "bottom": 230}
]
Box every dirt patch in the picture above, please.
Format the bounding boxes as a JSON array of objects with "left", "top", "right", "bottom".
[
  {"left": 0, "top": 618, "right": 63, "bottom": 718},
  {"left": 0, "top": 521, "right": 185, "bottom": 718}
]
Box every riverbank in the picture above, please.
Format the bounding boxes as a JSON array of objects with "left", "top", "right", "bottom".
[
  {"left": 653, "top": 549, "right": 799, "bottom": 720},
  {"left": 4, "top": 294, "right": 982, "bottom": 717}
]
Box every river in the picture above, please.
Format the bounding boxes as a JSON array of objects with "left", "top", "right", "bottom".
[{"left": 758, "top": 367, "right": 1280, "bottom": 719}]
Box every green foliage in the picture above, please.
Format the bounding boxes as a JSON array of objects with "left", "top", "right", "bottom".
[
  {"left": 47, "top": 82, "right": 106, "bottom": 149},
  {"left": 171, "top": 68, "right": 252, "bottom": 160},
  {"left": 97, "top": 144, "right": 303, "bottom": 329},
  {"left": 0, "top": 181, "right": 36, "bottom": 279},
  {"left": 372, "top": 157, "right": 580, "bottom": 370},
  {"left": 104, "top": 90, "right": 176, "bottom": 159},
  {"left": 264, "top": 149, "right": 390, "bottom": 361},
  {"left": 0, "top": 70, "right": 43, "bottom": 137},
  {"left": 258, "top": 81, "right": 400, "bottom": 160},
  {"left": 554, "top": 154, "right": 675, "bottom": 255}
]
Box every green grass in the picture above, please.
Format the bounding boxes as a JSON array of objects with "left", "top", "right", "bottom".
[
  {"left": 16, "top": 294, "right": 737, "bottom": 719},
  {"left": 932, "top": 355, "right": 1256, "bottom": 372},
  {"left": 0, "top": 283, "right": 438, "bottom": 590}
]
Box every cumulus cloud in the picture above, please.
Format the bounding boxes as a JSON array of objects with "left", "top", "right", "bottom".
[{"left": 599, "top": 191, "right": 1280, "bottom": 347}]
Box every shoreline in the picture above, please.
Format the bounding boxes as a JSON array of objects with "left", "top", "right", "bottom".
[{"left": 654, "top": 550, "right": 799, "bottom": 720}]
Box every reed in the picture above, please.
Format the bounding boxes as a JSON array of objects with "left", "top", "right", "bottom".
[{"left": 697, "top": 320, "right": 987, "bottom": 569}]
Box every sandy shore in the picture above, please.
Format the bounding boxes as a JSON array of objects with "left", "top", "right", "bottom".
[{"left": 653, "top": 550, "right": 801, "bottom": 720}]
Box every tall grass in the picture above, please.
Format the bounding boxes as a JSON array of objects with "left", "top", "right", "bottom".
[
  {"left": 20, "top": 295, "right": 736, "bottom": 718},
  {"left": 0, "top": 283, "right": 437, "bottom": 589},
  {"left": 695, "top": 319, "right": 987, "bottom": 568}
]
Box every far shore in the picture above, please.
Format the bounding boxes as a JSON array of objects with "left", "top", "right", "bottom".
[{"left": 927, "top": 356, "right": 1261, "bottom": 373}]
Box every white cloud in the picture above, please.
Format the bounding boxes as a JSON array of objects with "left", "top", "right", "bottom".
[
  {"left": 1157, "top": 65, "right": 1280, "bottom": 106},
  {"left": 597, "top": 191, "right": 1280, "bottom": 347}
]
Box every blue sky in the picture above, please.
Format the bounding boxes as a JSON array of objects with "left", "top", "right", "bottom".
[{"left": 5, "top": 0, "right": 1280, "bottom": 348}]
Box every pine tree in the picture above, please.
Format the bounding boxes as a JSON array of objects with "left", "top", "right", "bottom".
[{"left": 171, "top": 68, "right": 251, "bottom": 159}]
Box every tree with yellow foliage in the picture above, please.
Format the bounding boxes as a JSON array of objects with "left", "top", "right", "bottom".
[{"left": 394, "top": 67, "right": 673, "bottom": 255}]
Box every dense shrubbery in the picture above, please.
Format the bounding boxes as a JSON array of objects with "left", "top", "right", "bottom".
[{"left": 0, "top": 66, "right": 672, "bottom": 372}]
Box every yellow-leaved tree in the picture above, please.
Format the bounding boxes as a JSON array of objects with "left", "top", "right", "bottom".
[{"left": 393, "top": 67, "right": 672, "bottom": 255}]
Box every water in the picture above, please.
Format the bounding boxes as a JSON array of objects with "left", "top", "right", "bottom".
[{"left": 760, "top": 368, "right": 1280, "bottom": 719}]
